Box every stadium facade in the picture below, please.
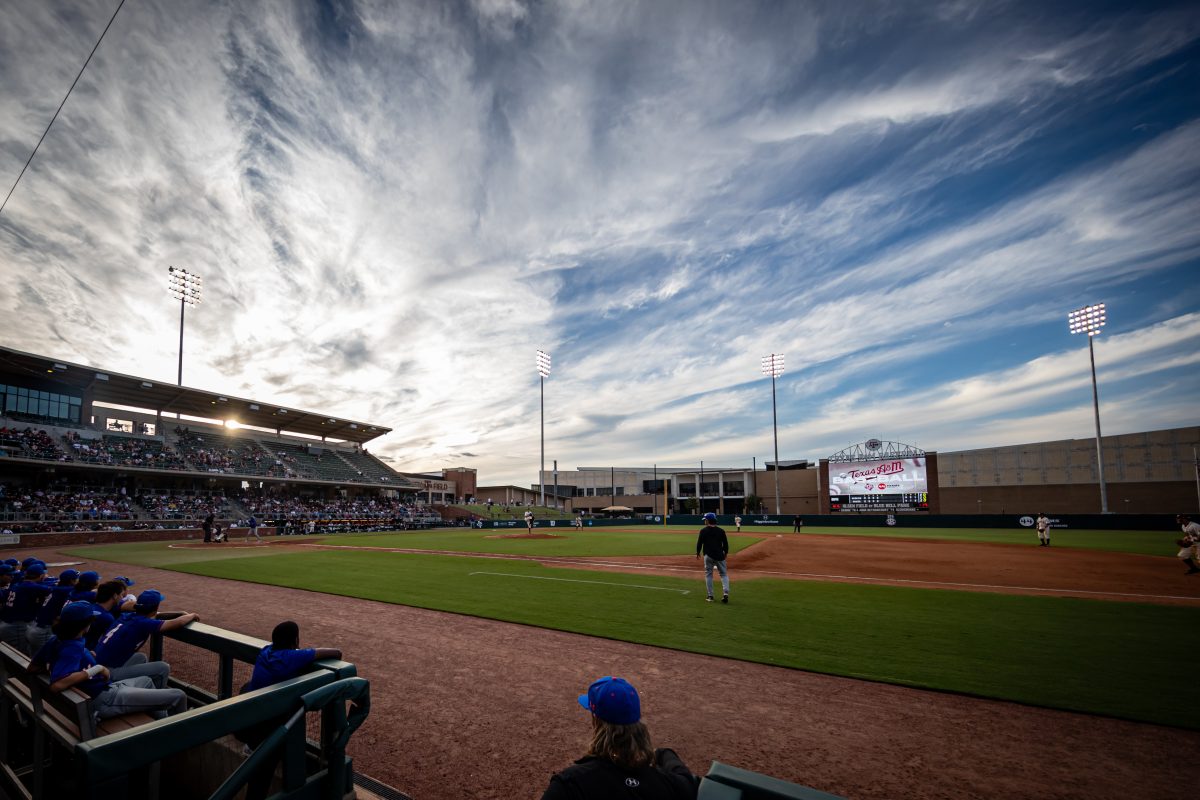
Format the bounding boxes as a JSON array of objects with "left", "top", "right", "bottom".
[{"left": 540, "top": 426, "right": 1200, "bottom": 516}]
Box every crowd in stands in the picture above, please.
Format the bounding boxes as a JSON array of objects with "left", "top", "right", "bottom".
[
  {"left": 240, "top": 494, "right": 416, "bottom": 521},
  {"left": 137, "top": 492, "right": 230, "bottom": 520},
  {"left": 0, "top": 485, "right": 136, "bottom": 521},
  {"left": 0, "top": 426, "right": 66, "bottom": 460},
  {"left": 63, "top": 432, "right": 190, "bottom": 470}
]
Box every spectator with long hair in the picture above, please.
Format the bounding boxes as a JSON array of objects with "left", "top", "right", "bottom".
[{"left": 541, "top": 676, "right": 698, "bottom": 799}]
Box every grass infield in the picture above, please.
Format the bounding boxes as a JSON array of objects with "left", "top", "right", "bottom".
[{"left": 66, "top": 535, "right": 1200, "bottom": 729}]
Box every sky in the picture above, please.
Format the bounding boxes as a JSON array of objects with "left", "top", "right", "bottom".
[{"left": 0, "top": 0, "right": 1198, "bottom": 487}]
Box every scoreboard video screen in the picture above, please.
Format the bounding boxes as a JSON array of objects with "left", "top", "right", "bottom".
[{"left": 828, "top": 457, "right": 929, "bottom": 512}]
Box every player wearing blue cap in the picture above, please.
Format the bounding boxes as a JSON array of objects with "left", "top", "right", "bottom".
[
  {"left": 1, "top": 562, "right": 52, "bottom": 653},
  {"left": 541, "top": 676, "right": 698, "bottom": 799},
  {"left": 26, "top": 569, "right": 79, "bottom": 653},
  {"left": 695, "top": 512, "right": 730, "bottom": 603},
  {"left": 70, "top": 571, "right": 100, "bottom": 603},
  {"left": 95, "top": 589, "right": 200, "bottom": 671},
  {"left": 31, "top": 601, "right": 187, "bottom": 720},
  {"left": 86, "top": 581, "right": 133, "bottom": 650}
]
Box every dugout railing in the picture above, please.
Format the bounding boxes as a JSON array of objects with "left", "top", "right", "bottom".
[{"left": 1, "top": 618, "right": 370, "bottom": 800}]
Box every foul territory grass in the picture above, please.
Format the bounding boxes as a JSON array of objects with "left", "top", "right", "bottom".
[{"left": 87, "top": 544, "right": 1200, "bottom": 730}]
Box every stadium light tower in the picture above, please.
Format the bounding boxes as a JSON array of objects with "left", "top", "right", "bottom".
[
  {"left": 761, "top": 353, "right": 785, "bottom": 514},
  {"left": 168, "top": 266, "right": 202, "bottom": 386},
  {"left": 1068, "top": 302, "right": 1108, "bottom": 513},
  {"left": 536, "top": 349, "right": 552, "bottom": 508}
]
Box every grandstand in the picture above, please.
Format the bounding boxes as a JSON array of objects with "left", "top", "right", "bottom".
[{"left": 0, "top": 345, "right": 447, "bottom": 533}]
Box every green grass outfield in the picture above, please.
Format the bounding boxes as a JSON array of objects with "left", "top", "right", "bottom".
[{"left": 65, "top": 533, "right": 1200, "bottom": 729}]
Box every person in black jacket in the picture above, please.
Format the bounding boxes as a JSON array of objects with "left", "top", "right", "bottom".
[
  {"left": 541, "top": 676, "right": 697, "bottom": 799},
  {"left": 695, "top": 512, "right": 730, "bottom": 603}
]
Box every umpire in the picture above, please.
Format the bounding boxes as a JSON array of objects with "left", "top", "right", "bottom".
[{"left": 695, "top": 512, "right": 730, "bottom": 603}]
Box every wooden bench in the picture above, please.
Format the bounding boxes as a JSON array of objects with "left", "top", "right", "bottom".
[{"left": 1, "top": 642, "right": 158, "bottom": 800}]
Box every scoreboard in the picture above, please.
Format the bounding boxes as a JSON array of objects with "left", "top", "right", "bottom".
[{"left": 828, "top": 457, "right": 929, "bottom": 512}]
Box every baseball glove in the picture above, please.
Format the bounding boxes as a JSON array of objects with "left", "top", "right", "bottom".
[{"left": 1178, "top": 539, "right": 1190, "bottom": 548}]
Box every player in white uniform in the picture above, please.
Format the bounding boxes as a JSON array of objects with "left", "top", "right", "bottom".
[
  {"left": 1035, "top": 513, "right": 1051, "bottom": 546},
  {"left": 524, "top": 510, "right": 533, "bottom": 532},
  {"left": 1176, "top": 515, "right": 1200, "bottom": 575}
]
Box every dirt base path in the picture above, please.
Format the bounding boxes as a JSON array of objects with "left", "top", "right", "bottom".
[{"left": 24, "top": 540, "right": 1199, "bottom": 800}]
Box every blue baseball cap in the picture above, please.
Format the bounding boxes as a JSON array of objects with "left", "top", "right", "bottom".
[
  {"left": 135, "top": 589, "right": 164, "bottom": 609},
  {"left": 703, "top": 512, "right": 717, "bottom": 522},
  {"left": 78, "top": 571, "right": 100, "bottom": 584},
  {"left": 114, "top": 576, "right": 135, "bottom": 586},
  {"left": 21, "top": 557, "right": 38, "bottom": 568},
  {"left": 578, "top": 676, "right": 641, "bottom": 725},
  {"left": 59, "top": 601, "right": 101, "bottom": 624},
  {"left": 25, "top": 563, "right": 46, "bottom": 577},
  {"left": 0, "top": 564, "right": 14, "bottom": 575},
  {"left": 58, "top": 569, "right": 80, "bottom": 582},
  {"left": 4, "top": 558, "right": 19, "bottom": 566}
]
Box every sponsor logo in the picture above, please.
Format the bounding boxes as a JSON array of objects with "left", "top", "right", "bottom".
[
  {"left": 847, "top": 461, "right": 905, "bottom": 480},
  {"left": 1018, "top": 516, "right": 1035, "bottom": 527},
  {"left": 886, "top": 515, "right": 897, "bottom": 526},
  {"left": 753, "top": 518, "right": 780, "bottom": 524},
  {"left": 878, "top": 483, "right": 886, "bottom": 490}
]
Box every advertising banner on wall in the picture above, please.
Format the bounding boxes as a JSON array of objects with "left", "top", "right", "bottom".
[{"left": 828, "top": 457, "right": 929, "bottom": 512}]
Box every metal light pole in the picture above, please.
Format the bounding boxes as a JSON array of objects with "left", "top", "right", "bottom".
[
  {"left": 536, "top": 350, "right": 552, "bottom": 508},
  {"left": 761, "top": 353, "right": 785, "bottom": 514},
  {"left": 1067, "top": 303, "right": 1108, "bottom": 513},
  {"left": 168, "top": 266, "right": 202, "bottom": 386}
]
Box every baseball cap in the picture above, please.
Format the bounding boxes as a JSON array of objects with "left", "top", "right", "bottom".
[
  {"left": 135, "top": 589, "right": 165, "bottom": 609},
  {"left": 25, "top": 563, "right": 46, "bottom": 577},
  {"left": 3, "top": 558, "right": 18, "bottom": 566},
  {"left": 59, "top": 601, "right": 101, "bottom": 624},
  {"left": 577, "top": 676, "right": 641, "bottom": 725},
  {"left": 58, "top": 569, "right": 80, "bottom": 582},
  {"left": 21, "top": 557, "right": 38, "bottom": 568},
  {"left": 78, "top": 571, "right": 100, "bottom": 584},
  {"left": 114, "top": 576, "right": 135, "bottom": 586},
  {"left": 0, "top": 564, "right": 14, "bottom": 575},
  {"left": 703, "top": 512, "right": 717, "bottom": 522}
]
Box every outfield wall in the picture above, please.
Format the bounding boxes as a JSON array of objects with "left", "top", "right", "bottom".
[{"left": 480, "top": 513, "right": 1184, "bottom": 531}]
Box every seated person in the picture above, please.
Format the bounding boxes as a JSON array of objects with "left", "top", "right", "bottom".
[
  {"left": 26, "top": 568, "right": 79, "bottom": 654},
  {"left": 85, "top": 580, "right": 134, "bottom": 651},
  {"left": 95, "top": 590, "right": 200, "bottom": 677},
  {"left": 541, "top": 676, "right": 698, "bottom": 799},
  {"left": 69, "top": 570, "right": 101, "bottom": 602},
  {"left": 31, "top": 602, "right": 187, "bottom": 720}
]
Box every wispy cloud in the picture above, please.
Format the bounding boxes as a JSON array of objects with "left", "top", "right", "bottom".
[{"left": 0, "top": 0, "right": 1197, "bottom": 485}]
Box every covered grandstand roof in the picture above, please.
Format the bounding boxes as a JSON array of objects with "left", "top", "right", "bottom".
[{"left": 0, "top": 345, "right": 390, "bottom": 444}]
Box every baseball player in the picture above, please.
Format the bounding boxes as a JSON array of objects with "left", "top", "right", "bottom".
[
  {"left": 248, "top": 515, "right": 262, "bottom": 542},
  {"left": 734, "top": 515, "right": 742, "bottom": 532},
  {"left": 1176, "top": 515, "right": 1200, "bottom": 575},
  {"left": 524, "top": 509, "right": 534, "bottom": 532},
  {"left": 695, "top": 512, "right": 730, "bottom": 603},
  {"left": 1035, "top": 513, "right": 1051, "bottom": 546}
]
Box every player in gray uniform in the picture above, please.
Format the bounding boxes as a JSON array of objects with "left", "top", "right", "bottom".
[
  {"left": 1176, "top": 515, "right": 1200, "bottom": 575},
  {"left": 1035, "top": 513, "right": 1051, "bottom": 546}
]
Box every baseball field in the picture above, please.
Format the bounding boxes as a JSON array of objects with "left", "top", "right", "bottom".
[{"left": 46, "top": 524, "right": 1200, "bottom": 798}]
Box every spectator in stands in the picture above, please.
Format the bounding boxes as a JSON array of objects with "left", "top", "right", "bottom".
[
  {"left": 26, "top": 568, "right": 79, "bottom": 653},
  {"left": 95, "top": 590, "right": 200, "bottom": 673},
  {"left": 541, "top": 676, "right": 698, "bottom": 799},
  {"left": 32, "top": 601, "right": 187, "bottom": 720}
]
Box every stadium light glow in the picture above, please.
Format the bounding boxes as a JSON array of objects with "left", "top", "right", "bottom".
[
  {"left": 761, "top": 353, "right": 785, "bottom": 515},
  {"left": 536, "top": 350, "right": 552, "bottom": 507},
  {"left": 1068, "top": 302, "right": 1109, "bottom": 513},
  {"left": 167, "top": 266, "right": 202, "bottom": 386}
]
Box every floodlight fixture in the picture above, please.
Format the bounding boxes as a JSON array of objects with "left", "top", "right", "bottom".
[
  {"left": 760, "top": 353, "right": 785, "bottom": 514},
  {"left": 168, "top": 266, "right": 202, "bottom": 386},
  {"left": 1067, "top": 303, "right": 1106, "bottom": 336},
  {"left": 536, "top": 349, "right": 552, "bottom": 506},
  {"left": 1067, "top": 302, "right": 1109, "bottom": 513}
]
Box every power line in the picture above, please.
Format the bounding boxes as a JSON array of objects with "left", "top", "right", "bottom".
[{"left": 0, "top": 0, "right": 129, "bottom": 216}]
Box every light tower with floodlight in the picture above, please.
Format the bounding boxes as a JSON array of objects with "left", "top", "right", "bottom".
[
  {"left": 1067, "top": 302, "right": 1108, "bottom": 513},
  {"left": 761, "top": 353, "right": 785, "bottom": 514},
  {"left": 536, "top": 349, "right": 552, "bottom": 508},
  {"left": 168, "top": 267, "right": 202, "bottom": 386}
]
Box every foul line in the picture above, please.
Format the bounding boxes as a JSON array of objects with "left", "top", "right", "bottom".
[
  {"left": 302, "top": 544, "right": 1200, "bottom": 603},
  {"left": 468, "top": 571, "right": 690, "bottom": 594}
]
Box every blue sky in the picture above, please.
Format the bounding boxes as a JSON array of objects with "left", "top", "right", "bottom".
[{"left": 0, "top": 0, "right": 1197, "bottom": 486}]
